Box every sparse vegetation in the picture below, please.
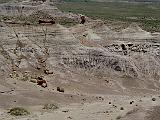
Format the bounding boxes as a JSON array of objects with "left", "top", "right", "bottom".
[
  {"left": 0, "top": 10, "right": 78, "bottom": 26},
  {"left": 43, "top": 103, "right": 59, "bottom": 110},
  {"left": 0, "top": 0, "right": 23, "bottom": 4},
  {"left": 21, "top": 75, "right": 30, "bottom": 81},
  {"left": 8, "top": 107, "right": 30, "bottom": 116},
  {"left": 58, "top": 17, "right": 79, "bottom": 27},
  {"left": 63, "top": 0, "right": 91, "bottom": 2},
  {"left": 57, "top": 1, "right": 160, "bottom": 32}
]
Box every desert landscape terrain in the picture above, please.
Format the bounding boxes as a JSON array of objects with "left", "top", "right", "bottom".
[{"left": 1, "top": 0, "right": 160, "bottom": 120}]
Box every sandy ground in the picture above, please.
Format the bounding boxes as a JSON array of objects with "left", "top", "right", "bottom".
[
  {"left": 1, "top": 76, "right": 160, "bottom": 120},
  {"left": 1, "top": 93, "right": 160, "bottom": 120}
]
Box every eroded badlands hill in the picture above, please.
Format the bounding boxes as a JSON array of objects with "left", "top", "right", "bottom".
[{"left": 1, "top": 1, "right": 160, "bottom": 120}]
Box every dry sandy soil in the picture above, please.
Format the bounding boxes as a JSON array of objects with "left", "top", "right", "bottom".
[{"left": 1, "top": 1, "right": 160, "bottom": 120}]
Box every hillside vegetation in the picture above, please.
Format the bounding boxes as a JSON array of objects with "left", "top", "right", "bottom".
[
  {"left": 63, "top": 0, "right": 160, "bottom": 2},
  {"left": 0, "top": 0, "right": 23, "bottom": 3},
  {"left": 57, "top": 1, "right": 160, "bottom": 32},
  {"left": 0, "top": 0, "right": 12, "bottom": 3}
]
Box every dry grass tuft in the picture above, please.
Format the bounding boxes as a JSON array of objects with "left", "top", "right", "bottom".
[
  {"left": 43, "top": 103, "right": 59, "bottom": 110},
  {"left": 8, "top": 107, "right": 30, "bottom": 116}
]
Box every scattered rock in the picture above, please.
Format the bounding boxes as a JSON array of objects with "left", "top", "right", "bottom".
[
  {"left": 44, "top": 69, "right": 53, "bottom": 75},
  {"left": 82, "top": 98, "right": 86, "bottom": 101},
  {"left": 99, "top": 96, "right": 104, "bottom": 100},
  {"left": 152, "top": 98, "right": 156, "bottom": 101},
  {"left": 57, "top": 87, "right": 64, "bottom": 93},
  {"left": 120, "top": 107, "right": 124, "bottom": 110},
  {"left": 36, "top": 66, "right": 41, "bottom": 70},
  {"left": 38, "top": 76, "right": 43, "bottom": 80},
  {"left": 96, "top": 96, "right": 104, "bottom": 100},
  {"left": 121, "top": 44, "right": 127, "bottom": 50},
  {"left": 130, "top": 101, "right": 134, "bottom": 104},
  {"left": 62, "top": 110, "right": 69, "bottom": 113},
  {"left": 105, "top": 80, "right": 109, "bottom": 83},
  {"left": 113, "top": 105, "right": 117, "bottom": 108},
  {"left": 41, "top": 82, "right": 47, "bottom": 88},
  {"left": 37, "top": 80, "right": 47, "bottom": 88},
  {"left": 67, "top": 116, "right": 72, "bottom": 119},
  {"left": 36, "top": 76, "right": 48, "bottom": 88},
  {"left": 104, "top": 111, "right": 109, "bottom": 113}
]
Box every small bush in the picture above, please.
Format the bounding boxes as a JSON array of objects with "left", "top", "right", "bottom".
[
  {"left": 8, "top": 107, "right": 30, "bottom": 116},
  {"left": 43, "top": 103, "right": 59, "bottom": 110}
]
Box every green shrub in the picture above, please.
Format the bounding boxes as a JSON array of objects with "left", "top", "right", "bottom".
[{"left": 8, "top": 107, "right": 30, "bottom": 116}]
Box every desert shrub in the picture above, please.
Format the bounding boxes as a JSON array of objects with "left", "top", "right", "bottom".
[
  {"left": 43, "top": 103, "right": 59, "bottom": 110},
  {"left": 8, "top": 107, "right": 30, "bottom": 116}
]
